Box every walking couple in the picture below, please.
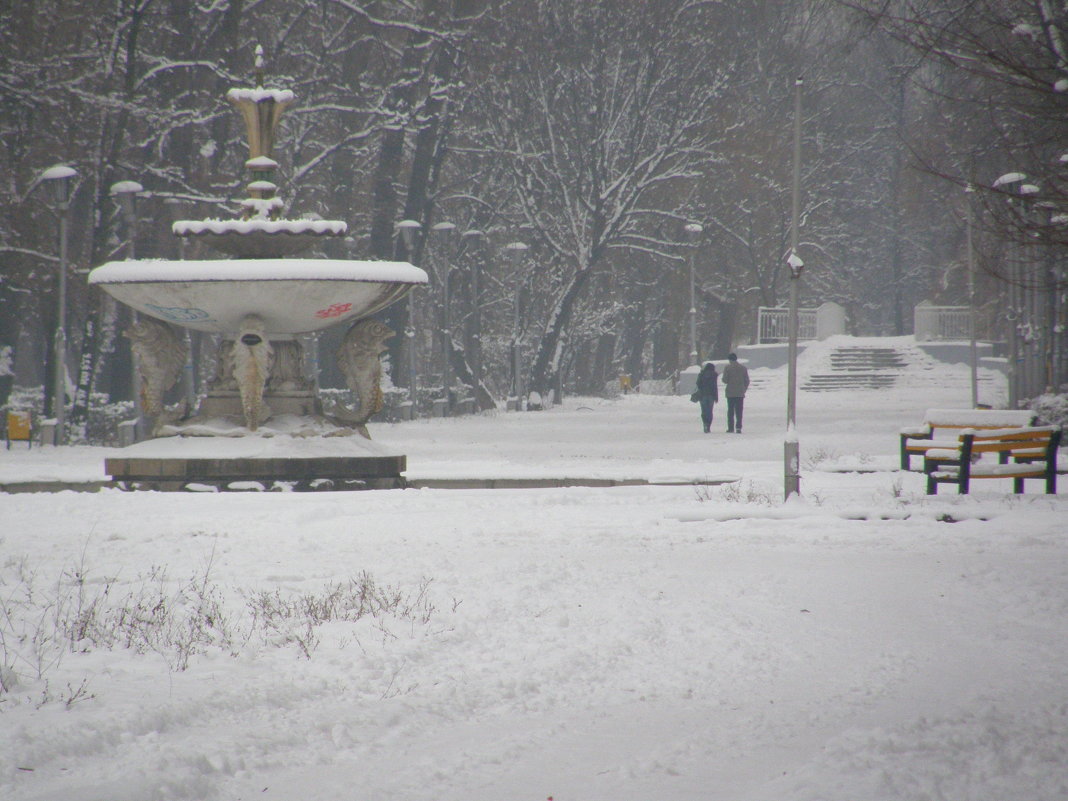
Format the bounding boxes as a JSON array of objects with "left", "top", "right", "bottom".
[{"left": 695, "top": 353, "right": 750, "bottom": 434}]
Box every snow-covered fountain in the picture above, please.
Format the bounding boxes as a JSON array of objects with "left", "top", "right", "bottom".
[{"left": 88, "top": 49, "right": 426, "bottom": 490}]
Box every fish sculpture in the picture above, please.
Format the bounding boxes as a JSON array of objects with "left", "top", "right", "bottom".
[
  {"left": 336, "top": 319, "right": 394, "bottom": 423},
  {"left": 125, "top": 317, "right": 187, "bottom": 418},
  {"left": 230, "top": 314, "right": 273, "bottom": 430}
]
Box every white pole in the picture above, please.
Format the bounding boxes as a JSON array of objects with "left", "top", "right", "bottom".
[
  {"left": 54, "top": 202, "right": 70, "bottom": 444},
  {"left": 785, "top": 77, "right": 803, "bottom": 500},
  {"left": 966, "top": 185, "right": 978, "bottom": 407},
  {"left": 683, "top": 222, "right": 703, "bottom": 366}
]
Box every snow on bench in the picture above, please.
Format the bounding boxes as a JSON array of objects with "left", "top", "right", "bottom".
[
  {"left": 899, "top": 408, "right": 1036, "bottom": 471},
  {"left": 925, "top": 426, "right": 1061, "bottom": 495}
]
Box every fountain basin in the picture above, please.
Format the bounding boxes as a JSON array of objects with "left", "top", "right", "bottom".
[{"left": 89, "top": 258, "right": 427, "bottom": 335}]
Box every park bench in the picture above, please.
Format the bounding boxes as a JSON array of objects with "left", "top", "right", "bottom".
[
  {"left": 924, "top": 425, "right": 1061, "bottom": 495},
  {"left": 899, "top": 408, "right": 1035, "bottom": 471}
]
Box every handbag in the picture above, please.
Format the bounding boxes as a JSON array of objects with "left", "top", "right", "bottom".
[{"left": 690, "top": 392, "right": 700, "bottom": 403}]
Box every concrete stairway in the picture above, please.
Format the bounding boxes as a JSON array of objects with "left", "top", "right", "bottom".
[{"left": 801, "top": 345, "right": 908, "bottom": 392}]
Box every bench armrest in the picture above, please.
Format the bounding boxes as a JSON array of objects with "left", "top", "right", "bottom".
[{"left": 900, "top": 426, "right": 931, "bottom": 438}]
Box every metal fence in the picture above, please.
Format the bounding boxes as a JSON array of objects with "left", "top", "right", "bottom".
[{"left": 757, "top": 307, "right": 818, "bottom": 343}]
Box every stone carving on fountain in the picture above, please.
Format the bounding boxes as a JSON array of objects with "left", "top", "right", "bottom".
[
  {"left": 231, "top": 315, "right": 273, "bottom": 432},
  {"left": 125, "top": 317, "right": 188, "bottom": 421},
  {"left": 336, "top": 319, "right": 396, "bottom": 429},
  {"left": 90, "top": 46, "right": 427, "bottom": 443}
]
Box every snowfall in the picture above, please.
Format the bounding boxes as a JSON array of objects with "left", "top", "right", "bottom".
[{"left": 2, "top": 337, "right": 1066, "bottom": 801}]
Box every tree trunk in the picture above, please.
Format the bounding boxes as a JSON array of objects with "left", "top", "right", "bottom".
[
  {"left": 529, "top": 266, "right": 594, "bottom": 399},
  {"left": 446, "top": 335, "right": 496, "bottom": 411}
]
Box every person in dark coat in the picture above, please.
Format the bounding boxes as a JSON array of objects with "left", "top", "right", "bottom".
[
  {"left": 722, "top": 352, "right": 750, "bottom": 433},
  {"left": 695, "top": 362, "right": 719, "bottom": 433}
]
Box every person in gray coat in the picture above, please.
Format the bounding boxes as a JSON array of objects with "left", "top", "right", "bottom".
[{"left": 722, "top": 352, "right": 750, "bottom": 433}]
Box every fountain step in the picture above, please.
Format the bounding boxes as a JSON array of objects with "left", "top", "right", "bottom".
[{"left": 106, "top": 454, "right": 406, "bottom": 492}]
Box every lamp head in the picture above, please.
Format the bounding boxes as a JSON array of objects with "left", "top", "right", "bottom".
[
  {"left": 787, "top": 251, "right": 804, "bottom": 279},
  {"left": 40, "top": 164, "right": 77, "bottom": 207},
  {"left": 395, "top": 219, "right": 421, "bottom": 249}
]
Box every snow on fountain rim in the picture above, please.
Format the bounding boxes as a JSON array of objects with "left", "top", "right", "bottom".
[
  {"left": 89, "top": 258, "right": 428, "bottom": 285},
  {"left": 226, "top": 87, "right": 295, "bottom": 104},
  {"left": 172, "top": 219, "right": 347, "bottom": 236}
]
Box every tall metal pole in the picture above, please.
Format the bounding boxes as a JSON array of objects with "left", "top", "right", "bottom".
[
  {"left": 504, "top": 241, "right": 528, "bottom": 406},
  {"left": 113, "top": 182, "right": 145, "bottom": 440},
  {"left": 54, "top": 200, "right": 70, "bottom": 444},
  {"left": 993, "top": 172, "right": 1026, "bottom": 408},
  {"left": 396, "top": 220, "right": 422, "bottom": 416},
  {"left": 784, "top": 77, "right": 803, "bottom": 500},
  {"left": 684, "top": 223, "right": 702, "bottom": 366},
  {"left": 966, "top": 185, "right": 979, "bottom": 408},
  {"left": 432, "top": 221, "right": 456, "bottom": 412},
  {"left": 40, "top": 165, "right": 77, "bottom": 445}
]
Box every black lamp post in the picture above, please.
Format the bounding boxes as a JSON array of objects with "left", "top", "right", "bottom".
[
  {"left": 683, "top": 222, "right": 703, "bottom": 366},
  {"left": 431, "top": 221, "right": 456, "bottom": 410},
  {"left": 993, "top": 171, "right": 1027, "bottom": 407},
  {"left": 396, "top": 219, "right": 422, "bottom": 413},
  {"left": 462, "top": 229, "right": 485, "bottom": 386},
  {"left": 39, "top": 164, "right": 77, "bottom": 445},
  {"left": 504, "top": 240, "right": 529, "bottom": 404},
  {"left": 110, "top": 180, "right": 146, "bottom": 438}
]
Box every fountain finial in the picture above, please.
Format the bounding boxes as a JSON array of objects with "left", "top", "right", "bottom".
[
  {"left": 172, "top": 47, "right": 346, "bottom": 257},
  {"left": 254, "top": 44, "right": 266, "bottom": 88}
]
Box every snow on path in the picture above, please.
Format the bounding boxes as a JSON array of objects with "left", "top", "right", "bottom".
[{"left": 3, "top": 358, "right": 1067, "bottom": 800}]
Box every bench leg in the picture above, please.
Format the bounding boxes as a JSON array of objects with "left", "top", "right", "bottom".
[
  {"left": 1047, "top": 471, "right": 1057, "bottom": 494},
  {"left": 926, "top": 474, "right": 938, "bottom": 495},
  {"left": 1014, "top": 476, "right": 1024, "bottom": 494},
  {"left": 958, "top": 475, "right": 969, "bottom": 494}
]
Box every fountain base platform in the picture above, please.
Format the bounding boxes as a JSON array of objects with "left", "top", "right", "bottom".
[{"left": 105, "top": 417, "right": 406, "bottom": 492}]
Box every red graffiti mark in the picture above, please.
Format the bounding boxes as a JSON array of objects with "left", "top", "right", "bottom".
[{"left": 315, "top": 302, "right": 353, "bottom": 319}]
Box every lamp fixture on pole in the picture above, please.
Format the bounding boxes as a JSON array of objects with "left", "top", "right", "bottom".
[{"left": 39, "top": 164, "right": 77, "bottom": 445}]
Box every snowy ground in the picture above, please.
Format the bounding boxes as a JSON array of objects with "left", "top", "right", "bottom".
[{"left": 2, "top": 343, "right": 1067, "bottom": 801}]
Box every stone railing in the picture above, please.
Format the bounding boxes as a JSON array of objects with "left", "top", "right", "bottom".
[
  {"left": 757, "top": 302, "right": 845, "bottom": 343},
  {"left": 913, "top": 301, "right": 972, "bottom": 342}
]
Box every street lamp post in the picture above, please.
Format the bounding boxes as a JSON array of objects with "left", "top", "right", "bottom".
[
  {"left": 993, "top": 171, "right": 1027, "bottom": 407},
  {"left": 965, "top": 184, "right": 979, "bottom": 408},
  {"left": 1018, "top": 182, "right": 1040, "bottom": 400},
  {"left": 397, "top": 219, "right": 422, "bottom": 416},
  {"left": 462, "top": 229, "right": 485, "bottom": 386},
  {"left": 504, "top": 240, "right": 529, "bottom": 407},
  {"left": 431, "top": 221, "right": 456, "bottom": 412},
  {"left": 683, "top": 222, "right": 703, "bottom": 366},
  {"left": 40, "top": 164, "right": 77, "bottom": 445},
  {"left": 111, "top": 180, "right": 145, "bottom": 439},
  {"left": 784, "top": 77, "right": 803, "bottom": 500}
]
